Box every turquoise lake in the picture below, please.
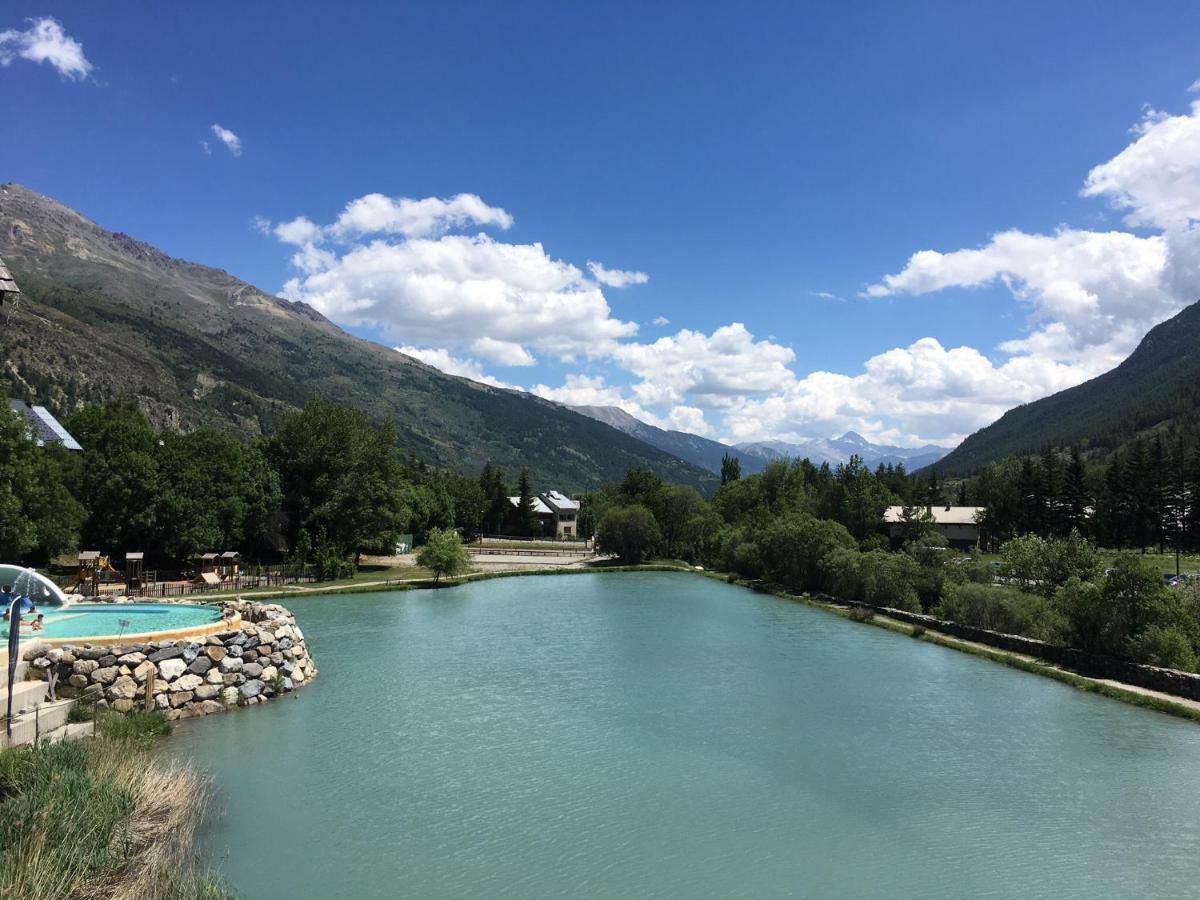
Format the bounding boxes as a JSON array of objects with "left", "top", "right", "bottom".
[{"left": 168, "top": 572, "right": 1200, "bottom": 898}]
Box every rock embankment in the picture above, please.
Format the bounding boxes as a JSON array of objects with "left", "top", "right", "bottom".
[{"left": 22, "top": 601, "right": 316, "bottom": 720}]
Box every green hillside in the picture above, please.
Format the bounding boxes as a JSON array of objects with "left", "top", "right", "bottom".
[
  {"left": 0, "top": 183, "right": 715, "bottom": 492},
  {"left": 935, "top": 300, "right": 1200, "bottom": 474}
]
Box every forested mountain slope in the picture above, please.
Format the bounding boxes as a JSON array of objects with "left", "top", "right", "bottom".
[
  {"left": 0, "top": 184, "right": 715, "bottom": 491},
  {"left": 936, "top": 301, "right": 1200, "bottom": 474}
]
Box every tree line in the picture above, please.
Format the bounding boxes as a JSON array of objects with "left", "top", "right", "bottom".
[
  {"left": 0, "top": 399, "right": 493, "bottom": 576},
  {"left": 956, "top": 429, "right": 1200, "bottom": 555}
]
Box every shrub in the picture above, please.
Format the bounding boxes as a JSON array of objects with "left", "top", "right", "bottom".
[
  {"left": 1128, "top": 625, "right": 1199, "bottom": 671},
  {"left": 847, "top": 606, "right": 875, "bottom": 623},
  {"left": 999, "top": 531, "right": 1099, "bottom": 596},
  {"left": 759, "top": 513, "right": 855, "bottom": 593},
  {"left": 596, "top": 505, "right": 662, "bottom": 564},
  {"left": 935, "top": 582, "right": 1066, "bottom": 643}
]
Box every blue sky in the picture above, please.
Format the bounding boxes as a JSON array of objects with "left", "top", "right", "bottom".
[{"left": 6, "top": 3, "right": 1200, "bottom": 446}]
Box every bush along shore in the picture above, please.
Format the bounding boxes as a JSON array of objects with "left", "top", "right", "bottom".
[
  {"left": 0, "top": 710, "right": 228, "bottom": 900},
  {"left": 22, "top": 601, "right": 316, "bottom": 721}
]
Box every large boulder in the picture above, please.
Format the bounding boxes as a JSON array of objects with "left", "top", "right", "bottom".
[
  {"left": 239, "top": 679, "right": 265, "bottom": 700},
  {"left": 171, "top": 673, "right": 204, "bottom": 692},
  {"left": 91, "top": 666, "right": 119, "bottom": 685},
  {"left": 158, "top": 658, "right": 187, "bottom": 680},
  {"left": 108, "top": 676, "right": 139, "bottom": 701}
]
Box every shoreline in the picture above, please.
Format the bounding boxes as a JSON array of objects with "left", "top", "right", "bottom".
[{"left": 209, "top": 562, "right": 1200, "bottom": 725}]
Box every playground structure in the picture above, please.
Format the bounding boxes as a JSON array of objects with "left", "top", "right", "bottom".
[
  {"left": 123, "top": 551, "right": 157, "bottom": 595},
  {"left": 193, "top": 551, "right": 241, "bottom": 586},
  {"left": 66, "top": 551, "right": 124, "bottom": 597}
]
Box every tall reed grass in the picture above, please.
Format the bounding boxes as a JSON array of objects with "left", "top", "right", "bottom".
[{"left": 0, "top": 711, "right": 228, "bottom": 899}]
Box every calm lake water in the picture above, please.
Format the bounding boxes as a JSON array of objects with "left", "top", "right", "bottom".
[{"left": 168, "top": 572, "right": 1200, "bottom": 898}]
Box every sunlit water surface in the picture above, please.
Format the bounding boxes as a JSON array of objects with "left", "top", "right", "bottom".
[{"left": 167, "top": 573, "right": 1200, "bottom": 898}]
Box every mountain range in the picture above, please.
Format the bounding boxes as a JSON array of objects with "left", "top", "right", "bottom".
[
  {"left": 571, "top": 405, "right": 949, "bottom": 474},
  {"left": 734, "top": 432, "right": 949, "bottom": 470},
  {"left": 935, "top": 299, "right": 1200, "bottom": 474},
  {"left": 0, "top": 184, "right": 715, "bottom": 492}
]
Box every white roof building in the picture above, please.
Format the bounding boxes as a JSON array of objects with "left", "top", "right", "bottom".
[{"left": 883, "top": 505, "right": 983, "bottom": 525}]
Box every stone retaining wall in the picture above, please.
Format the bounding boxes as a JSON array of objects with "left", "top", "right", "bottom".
[
  {"left": 853, "top": 602, "right": 1200, "bottom": 702},
  {"left": 22, "top": 600, "right": 317, "bottom": 721}
]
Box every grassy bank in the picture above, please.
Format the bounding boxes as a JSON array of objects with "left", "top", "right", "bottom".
[{"left": 0, "top": 711, "right": 227, "bottom": 900}]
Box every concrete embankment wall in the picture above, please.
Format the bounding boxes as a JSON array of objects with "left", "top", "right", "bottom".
[
  {"left": 21, "top": 600, "right": 317, "bottom": 720},
  {"left": 855, "top": 603, "right": 1200, "bottom": 702}
]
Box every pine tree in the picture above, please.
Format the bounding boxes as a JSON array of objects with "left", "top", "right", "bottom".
[
  {"left": 1040, "top": 446, "right": 1062, "bottom": 536},
  {"left": 1063, "top": 447, "right": 1089, "bottom": 535},
  {"left": 516, "top": 468, "right": 538, "bottom": 537},
  {"left": 1187, "top": 445, "right": 1200, "bottom": 554},
  {"left": 1125, "top": 437, "right": 1153, "bottom": 551},
  {"left": 1151, "top": 434, "right": 1168, "bottom": 553},
  {"left": 720, "top": 453, "right": 741, "bottom": 486}
]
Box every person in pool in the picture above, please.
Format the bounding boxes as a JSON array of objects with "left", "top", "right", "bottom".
[
  {"left": 0, "top": 585, "right": 36, "bottom": 622},
  {"left": 20, "top": 614, "right": 44, "bottom": 632}
]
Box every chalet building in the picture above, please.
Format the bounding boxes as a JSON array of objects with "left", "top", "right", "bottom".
[
  {"left": 8, "top": 399, "right": 83, "bottom": 451},
  {"left": 505, "top": 490, "right": 581, "bottom": 539},
  {"left": 883, "top": 505, "right": 986, "bottom": 551}
]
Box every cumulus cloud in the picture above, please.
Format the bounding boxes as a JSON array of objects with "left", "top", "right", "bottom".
[
  {"left": 865, "top": 227, "right": 1173, "bottom": 362},
  {"left": 210, "top": 124, "right": 242, "bottom": 156},
  {"left": 271, "top": 193, "right": 638, "bottom": 363},
  {"left": 652, "top": 315, "right": 670, "bottom": 326},
  {"left": 723, "top": 336, "right": 1101, "bottom": 447},
  {"left": 395, "top": 346, "right": 513, "bottom": 389},
  {"left": 282, "top": 233, "right": 637, "bottom": 358},
  {"left": 332, "top": 193, "right": 512, "bottom": 240},
  {"left": 470, "top": 337, "right": 536, "bottom": 367},
  {"left": 0, "top": 17, "right": 92, "bottom": 80},
  {"left": 611, "top": 324, "right": 796, "bottom": 409},
  {"left": 587, "top": 261, "right": 649, "bottom": 287},
  {"left": 272, "top": 216, "right": 322, "bottom": 246},
  {"left": 1082, "top": 100, "right": 1200, "bottom": 230}
]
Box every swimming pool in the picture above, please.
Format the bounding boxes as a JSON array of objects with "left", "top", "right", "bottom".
[{"left": 26, "top": 603, "right": 222, "bottom": 640}]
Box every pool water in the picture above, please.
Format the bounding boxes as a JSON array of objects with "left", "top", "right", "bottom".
[{"left": 27, "top": 603, "right": 221, "bottom": 640}]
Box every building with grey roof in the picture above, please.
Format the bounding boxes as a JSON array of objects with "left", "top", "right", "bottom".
[{"left": 8, "top": 399, "right": 83, "bottom": 451}]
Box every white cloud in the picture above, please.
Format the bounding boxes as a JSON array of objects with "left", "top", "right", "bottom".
[
  {"left": 811, "top": 291, "right": 846, "bottom": 302},
  {"left": 279, "top": 228, "right": 637, "bottom": 360},
  {"left": 722, "top": 336, "right": 1101, "bottom": 448},
  {"left": 612, "top": 324, "right": 797, "bottom": 409},
  {"left": 866, "top": 227, "right": 1174, "bottom": 362},
  {"left": 587, "top": 261, "right": 649, "bottom": 287},
  {"left": 210, "top": 124, "right": 242, "bottom": 156},
  {"left": 652, "top": 315, "right": 670, "bottom": 326},
  {"left": 200, "top": 141, "right": 211, "bottom": 155},
  {"left": 0, "top": 17, "right": 92, "bottom": 80},
  {"left": 272, "top": 216, "right": 322, "bottom": 246},
  {"left": 470, "top": 337, "right": 536, "bottom": 367},
  {"left": 395, "top": 346, "right": 512, "bottom": 389},
  {"left": 1082, "top": 100, "right": 1200, "bottom": 230},
  {"left": 332, "top": 193, "right": 512, "bottom": 240}
]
